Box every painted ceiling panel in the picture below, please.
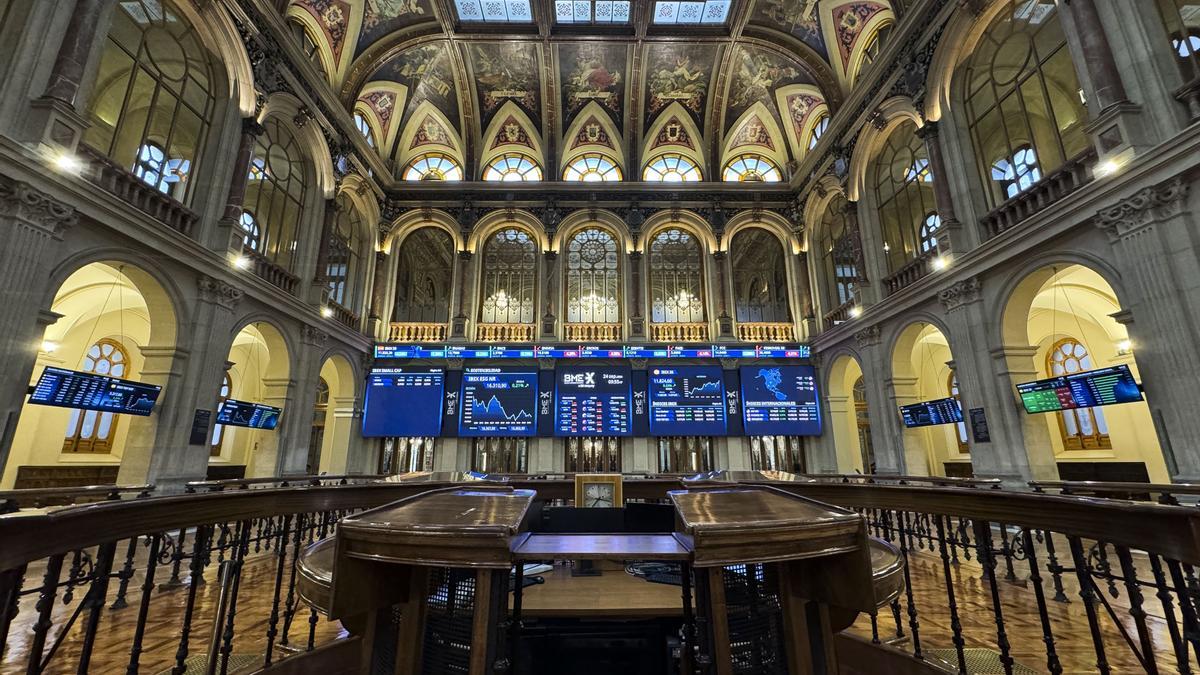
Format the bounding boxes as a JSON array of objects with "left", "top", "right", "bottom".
[
  {"left": 749, "top": 0, "right": 827, "bottom": 59},
  {"left": 355, "top": 0, "right": 436, "bottom": 59},
  {"left": 558, "top": 43, "right": 628, "bottom": 135},
  {"left": 368, "top": 42, "right": 461, "bottom": 135},
  {"left": 643, "top": 43, "right": 718, "bottom": 131},
  {"left": 724, "top": 45, "right": 813, "bottom": 133},
  {"left": 469, "top": 43, "right": 543, "bottom": 133}
]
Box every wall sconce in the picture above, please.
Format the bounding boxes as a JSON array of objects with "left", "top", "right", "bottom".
[
  {"left": 41, "top": 340, "right": 58, "bottom": 353},
  {"left": 849, "top": 306, "right": 863, "bottom": 319},
  {"left": 1116, "top": 339, "right": 1133, "bottom": 355}
]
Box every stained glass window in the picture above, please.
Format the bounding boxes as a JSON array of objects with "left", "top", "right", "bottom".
[
  {"left": 649, "top": 228, "right": 706, "bottom": 323},
  {"left": 722, "top": 154, "right": 782, "bottom": 182},
  {"left": 563, "top": 153, "right": 622, "bottom": 182},
  {"left": 643, "top": 153, "right": 702, "bottom": 182},
  {"left": 480, "top": 228, "right": 538, "bottom": 324},
  {"left": 483, "top": 153, "right": 542, "bottom": 182},
  {"left": 403, "top": 153, "right": 463, "bottom": 181},
  {"left": 565, "top": 227, "right": 621, "bottom": 324},
  {"left": 63, "top": 339, "right": 130, "bottom": 454}
]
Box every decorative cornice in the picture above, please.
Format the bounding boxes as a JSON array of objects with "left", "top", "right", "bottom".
[
  {"left": 938, "top": 277, "right": 982, "bottom": 311},
  {"left": 854, "top": 324, "right": 882, "bottom": 348},
  {"left": 0, "top": 176, "right": 77, "bottom": 235},
  {"left": 1094, "top": 177, "right": 1189, "bottom": 240},
  {"left": 197, "top": 276, "right": 244, "bottom": 309}
]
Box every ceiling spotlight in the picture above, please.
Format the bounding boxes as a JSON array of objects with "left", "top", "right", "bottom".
[
  {"left": 320, "top": 306, "right": 334, "bottom": 318},
  {"left": 41, "top": 340, "right": 58, "bottom": 353},
  {"left": 849, "top": 306, "right": 863, "bottom": 319}
]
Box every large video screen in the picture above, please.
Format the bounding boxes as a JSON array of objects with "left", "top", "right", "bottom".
[
  {"left": 554, "top": 365, "right": 632, "bottom": 437},
  {"left": 899, "top": 397, "right": 963, "bottom": 428},
  {"left": 362, "top": 367, "right": 444, "bottom": 437},
  {"left": 1017, "top": 364, "right": 1143, "bottom": 414},
  {"left": 459, "top": 368, "right": 538, "bottom": 437},
  {"left": 740, "top": 365, "right": 821, "bottom": 436},
  {"left": 216, "top": 399, "right": 281, "bottom": 430},
  {"left": 29, "top": 366, "right": 161, "bottom": 416},
  {"left": 648, "top": 366, "right": 727, "bottom": 436}
]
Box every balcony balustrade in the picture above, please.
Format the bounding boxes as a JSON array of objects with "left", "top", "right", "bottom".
[
  {"left": 649, "top": 322, "right": 709, "bottom": 342},
  {"left": 564, "top": 322, "right": 623, "bottom": 342},
  {"left": 78, "top": 144, "right": 198, "bottom": 236},
  {"left": 735, "top": 322, "right": 795, "bottom": 342},
  {"left": 388, "top": 322, "right": 447, "bottom": 342},
  {"left": 475, "top": 323, "right": 536, "bottom": 342}
]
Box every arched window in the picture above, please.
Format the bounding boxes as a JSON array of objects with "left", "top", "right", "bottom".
[
  {"left": 353, "top": 112, "right": 376, "bottom": 148},
  {"left": 403, "top": 153, "right": 463, "bottom": 181},
  {"left": 808, "top": 114, "right": 829, "bottom": 150},
  {"left": 853, "top": 377, "right": 875, "bottom": 473},
  {"left": 84, "top": 0, "right": 216, "bottom": 204},
  {"left": 959, "top": 1, "right": 1088, "bottom": 208},
  {"left": 643, "top": 153, "right": 702, "bottom": 182},
  {"left": 288, "top": 19, "right": 327, "bottom": 78},
  {"left": 817, "top": 195, "right": 860, "bottom": 314},
  {"left": 240, "top": 210, "right": 261, "bottom": 251},
  {"left": 63, "top": 339, "right": 131, "bottom": 454},
  {"left": 731, "top": 229, "right": 791, "bottom": 324},
  {"left": 859, "top": 23, "right": 893, "bottom": 69},
  {"left": 947, "top": 370, "right": 969, "bottom": 452},
  {"left": 210, "top": 371, "right": 231, "bottom": 457},
  {"left": 873, "top": 121, "right": 938, "bottom": 276},
  {"left": 326, "top": 194, "right": 364, "bottom": 313},
  {"left": 990, "top": 146, "right": 1042, "bottom": 200},
  {"left": 722, "top": 154, "right": 782, "bottom": 182},
  {"left": 1047, "top": 338, "right": 1112, "bottom": 450},
  {"left": 244, "top": 117, "right": 308, "bottom": 274},
  {"left": 479, "top": 228, "right": 538, "bottom": 325},
  {"left": 562, "top": 153, "right": 622, "bottom": 182},
  {"left": 919, "top": 213, "right": 942, "bottom": 254},
  {"left": 394, "top": 227, "right": 456, "bottom": 324},
  {"left": 1155, "top": 0, "right": 1200, "bottom": 75},
  {"left": 649, "top": 228, "right": 706, "bottom": 324},
  {"left": 565, "top": 227, "right": 621, "bottom": 324},
  {"left": 482, "top": 153, "right": 542, "bottom": 182}
]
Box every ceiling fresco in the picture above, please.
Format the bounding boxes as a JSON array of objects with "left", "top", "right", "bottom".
[{"left": 286, "top": 0, "right": 898, "bottom": 177}]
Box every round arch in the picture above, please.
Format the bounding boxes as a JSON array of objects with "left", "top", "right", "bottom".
[
  {"left": 227, "top": 317, "right": 293, "bottom": 381},
  {"left": 258, "top": 93, "right": 337, "bottom": 199},
  {"left": 721, "top": 210, "right": 799, "bottom": 254},
  {"left": 553, "top": 210, "right": 634, "bottom": 254},
  {"left": 924, "top": 0, "right": 1013, "bottom": 122},
  {"left": 846, "top": 96, "right": 923, "bottom": 202},
  {"left": 386, "top": 209, "right": 464, "bottom": 253},
  {"left": 801, "top": 176, "right": 847, "bottom": 252},
  {"left": 825, "top": 351, "right": 871, "bottom": 474},
  {"left": 467, "top": 210, "right": 549, "bottom": 253},
  {"left": 996, "top": 252, "right": 1128, "bottom": 348},
  {"left": 638, "top": 210, "right": 716, "bottom": 254}
]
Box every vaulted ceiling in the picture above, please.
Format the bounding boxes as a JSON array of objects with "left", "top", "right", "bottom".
[{"left": 285, "top": 0, "right": 896, "bottom": 181}]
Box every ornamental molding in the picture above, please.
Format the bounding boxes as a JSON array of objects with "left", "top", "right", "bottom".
[
  {"left": 854, "top": 324, "right": 882, "bottom": 348},
  {"left": 302, "top": 324, "right": 328, "bottom": 346},
  {"left": 1094, "top": 177, "right": 1189, "bottom": 240},
  {"left": 938, "top": 277, "right": 982, "bottom": 311},
  {"left": 0, "top": 176, "right": 77, "bottom": 235},
  {"left": 196, "top": 276, "right": 244, "bottom": 309}
]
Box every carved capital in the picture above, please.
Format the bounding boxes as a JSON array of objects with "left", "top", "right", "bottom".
[
  {"left": 197, "top": 275, "right": 244, "bottom": 309},
  {"left": 854, "top": 324, "right": 882, "bottom": 348},
  {"left": 938, "top": 277, "right": 982, "bottom": 311},
  {"left": 0, "top": 176, "right": 77, "bottom": 236},
  {"left": 1095, "top": 177, "right": 1189, "bottom": 240},
  {"left": 302, "top": 324, "right": 328, "bottom": 346}
]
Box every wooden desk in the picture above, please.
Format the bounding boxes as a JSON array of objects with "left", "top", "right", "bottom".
[{"left": 512, "top": 562, "right": 684, "bottom": 618}]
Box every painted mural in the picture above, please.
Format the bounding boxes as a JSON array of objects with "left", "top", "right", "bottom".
[
  {"left": 356, "top": 0, "right": 434, "bottom": 57},
  {"left": 559, "top": 43, "right": 627, "bottom": 132},
  {"left": 832, "top": 2, "right": 889, "bottom": 71},
  {"left": 729, "top": 115, "right": 775, "bottom": 151},
  {"left": 469, "top": 43, "right": 542, "bottom": 132},
  {"left": 643, "top": 43, "right": 717, "bottom": 129},
  {"left": 408, "top": 114, "right": 454, "bottom": 151},
  {"left": 750, "top": 0, "right": 827, "bottom": 58},
  {"left": 360, "top": 90, "right": 398, "bottom": 140},
  {"left": 569, "top": 116, "right": 615, "bottom": 151},
  {"left": 725, "top": 46, "right": 810, "bottom": 132},
  {"left": 293, "top": 0, "right": 351, "bottom": 65},
  {"left": 489, "top": 115, "right": 536, "bottom": 150},
  {"left": 370, "top": 42, "right": 460, "bottom": 132}
]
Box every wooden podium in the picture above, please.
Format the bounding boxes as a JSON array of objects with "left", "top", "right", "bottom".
[{"left": 295, "top": 484, "right": 900, "bottom": 675}]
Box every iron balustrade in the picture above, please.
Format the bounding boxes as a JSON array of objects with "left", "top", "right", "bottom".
[{"left": 2, "top": 476, "right": 1200, "bottom": 673}]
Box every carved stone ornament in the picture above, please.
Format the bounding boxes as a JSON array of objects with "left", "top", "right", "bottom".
[
  {"left": 0, "top": 176, "right": 78, "bottom": 235},
  {"left": 854, "top": 324, "right": 882, "bottom": 348},
  {"left": 196, "top": 275, "right": 244, "bottom": 309},
  {"left": 937, "top": 277, "right": 982, "bottom": 311},
  {"left": 1094, "top": 177, "right": 1189, "bottom": 240},
  {"left": 302, "top": 324, "right": 328, "bottom": 346}
]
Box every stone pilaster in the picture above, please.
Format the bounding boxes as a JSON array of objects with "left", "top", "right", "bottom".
[
  {"left": 450, "top": 250, "right": 472, "bottom": 340},
  {"left": 367, "top": 250, "right": 390, "bottom": 339},
  {"left": 853, "top": 324, "right": 902, "bottom": 474},
  {"left": 915, "top": 121, "right": 963, "bottom": 254},
  {"left": 269, "top": 325, "right": 326, "bottom": 476},
  {"left": 541, "top": 251, "right": 558, "bottom": 337},
  {"left": 628, "top": 251, "right": 644, "bottom": 338},
  {"left": 713, "top": 251, "right": 734, "bottom": 339},
  {"left": 216, "top": 118, "right": 266, "bottom": 252},
  {"left": 0, "top": 178, "right": 77, "bottom": 478},
  {"left": 1094, "top": 177, "right": 1200, "bottom": 479}
]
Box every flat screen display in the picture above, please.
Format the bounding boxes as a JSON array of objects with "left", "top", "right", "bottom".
[
  {"left": 554, "top": 365, "right": 632, "bottom": 437},
  {"left": 1017, "top": 364, "right": 1143, "bottom": 414},
  {"left": 216, "top": 399, "right": 281, "bottom": 430},
  {"left": 362, "top": 367, "right": 444, "bottom": 437},
  {"left": 458, "top": 368, "right": 538, "bottom": 437},
  {"left": 648, "top": 366, "right": 727, "bottom": 436},
  {"left": 740, "top": 365, "right": 822, "bottom": 436},
  {"left": 28, "top": 366, "right": 161, "bottom": 416},
  {"left": 899, "top": 397, "right": 964, "bottom": 428}
]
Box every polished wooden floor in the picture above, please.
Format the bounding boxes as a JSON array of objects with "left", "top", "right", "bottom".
[{"left": 2, "top": 543, "right": 1195, "bottom": 674}]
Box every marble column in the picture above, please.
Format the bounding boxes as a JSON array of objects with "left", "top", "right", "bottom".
[
  {"left": 541, "top": 251, "right": 558, "bottom": 337},
  {"left": 938, "top": 277, "right": 1057, "bottom": 484},
  {"left": 0, "top": 178, "right": 77, "bottom": 477},
  {"left": 367, "top": 250, "right": 390, "bottom": 339},
  {"left": 628, "top": 251, "right": 644, "bottom": 338},
  {"left": 822, "top": 394, "right": 853, "bottom": 473},
  {"left": 310, "top": 199, "right": 337, "bottom": 304},
  {"left": 1094, "top": 178, "right": 1200, "bottom": 480},
  {"left": 28, "top": 0, "right": 117, "bottom": 150},
  {"left": 991, "top": 345, "right": 1060, "bottom": 480},
  {"left": 216, "top": 118, "right": 265, "bottom": 252},
  {"left": 450, "top": 250, "right": 472, "bottom": 340},
  {"left": 713, "top": 251, "right": 734, "bottom": 339},
  {"left": 270, "top": 325, "right": 326, "bottom": 476},
  {"left": 916, "top": 121, "right": 964, "bottom": 254},
  {"left": 853, "top": 325, "right": 903, "bottom": 474}
]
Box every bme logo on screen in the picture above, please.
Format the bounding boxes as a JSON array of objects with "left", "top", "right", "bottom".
[{"left": 562, "top": 372, "right": 596, "bottom": 387}]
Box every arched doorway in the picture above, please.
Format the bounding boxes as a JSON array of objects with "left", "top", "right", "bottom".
[
  {"left": 214, "top": 322, "right": 290, "bottom": 478},
  {"left": 312, "top": 354, "right": 357, "bottom": 474},
  {"left": 890, "top": 322, "right": 964, "bottom": 476},
  {"left": 825, "top": 354, "right": 871, "bottom": 474},
  {"left": 3, "top": 262, "right": 177, "bottom": 489},
  {"left": 1001, "top": 264, "right": 1168, "bottom": 483}
]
